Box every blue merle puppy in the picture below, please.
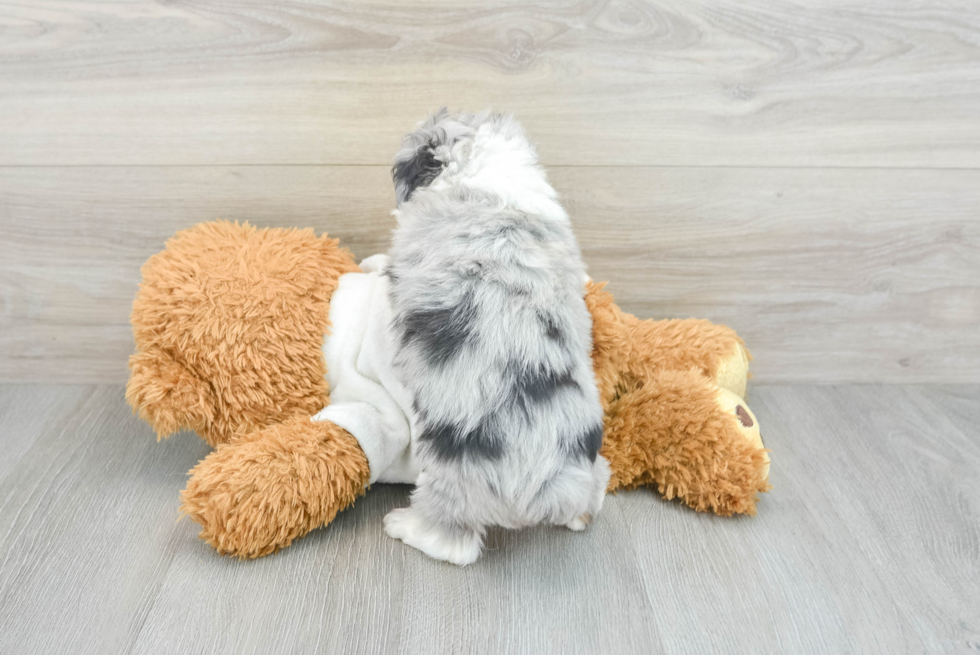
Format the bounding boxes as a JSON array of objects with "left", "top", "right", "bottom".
[{"left": 382, "top": 109, "right": 610, "bottom": 565}]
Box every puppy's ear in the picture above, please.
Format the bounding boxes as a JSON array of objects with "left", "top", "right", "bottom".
[{"left": 392, "top": 140, "right": 444, "bottom": 206}]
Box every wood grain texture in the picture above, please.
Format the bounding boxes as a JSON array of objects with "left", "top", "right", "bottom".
[
  {"left": 127, "top": 487, "right": 410, "bottom": 655},
  {"left": 1, "top": 0, "right": 979, "bottom": 167},
  {"left": 0, "top": 384, "right": 92, "bottom": 483},
  {"left": 0, "top": 385, "right": 211, "bottom": 655},
  {"left": 620, "top": 384, "right": 980, "bottom": 653},
  {"left": 0, "top": 384, "right": 977, "bottom": 653},
  {"left": 910, "top": 385, "right": 980, "bottom": 443},
  {"left": 2, "top": 166, "right": 978, "bottom": 384}
]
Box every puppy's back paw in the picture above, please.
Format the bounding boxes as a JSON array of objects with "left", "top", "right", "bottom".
[
  {"left": 565, "top": 514, "right": 592, "bottom": 532},
  {"left": 383, "top": 507, "right": 417, "bottom": 541},
  {"left": 384, "top": 507, "right": 482, "bottom": 566}
]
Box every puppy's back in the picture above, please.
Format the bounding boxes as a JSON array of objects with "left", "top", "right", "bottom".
[
  {"left": 389, "top": 213, "right": 604, "bottom": 527},
  {"left": 387, "top": 113, "right": 605, "bottom": 528}
]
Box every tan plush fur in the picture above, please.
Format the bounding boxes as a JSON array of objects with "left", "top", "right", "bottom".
[
  {"left": 128, "top": 221, "right": 770, "bottom": 558},
  {"left": 126, "top": 220, "right": 359, "bottom": 447},
  {"left": 586, "top": 282, "right": 771, "bottom": 515},
  {"left": 181, "top": 416, "right": 370, "bottom": 558}
]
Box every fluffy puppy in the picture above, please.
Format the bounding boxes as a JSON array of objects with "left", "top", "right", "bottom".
[{"left": 382, "top": 109, "right": 610, "bottom": 565}]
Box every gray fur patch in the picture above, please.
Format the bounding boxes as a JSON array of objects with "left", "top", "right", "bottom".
[
  {"left": 510, "top": 364, "right": 580, "bottom": 421},
  {"left": 390, "top": 107, "right": 483, "bottom": 207},
  {"left": 399, "top": 293, "right": 476, "bottom": 367},
  {"left": 418, "top": 416, "right": 504, "bottom": 463},
  {"left": 538, "top": 313, "right": 565, "bottom": 344},
  {"left": 572, "top": 423, "right": 604, "bottom": 463},
  {"left": 392, "top": 141, "right": 444, "bottom": 205}
]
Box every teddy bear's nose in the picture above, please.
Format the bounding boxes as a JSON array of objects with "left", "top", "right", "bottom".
[{"left": 735, "top": 405, "right": 754, "bottom": 428}]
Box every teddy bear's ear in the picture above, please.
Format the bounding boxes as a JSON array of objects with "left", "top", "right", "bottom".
[{"left": 126, "top": 347, "right": 216, "bottom": 442}]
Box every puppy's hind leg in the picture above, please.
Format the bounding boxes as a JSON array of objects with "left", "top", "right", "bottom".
[
  {"left": 384, "top": 474, "right": 483, "bottom": 566},
  {"left": 564, "top": 454, "right": 611, "bottom": 532}
]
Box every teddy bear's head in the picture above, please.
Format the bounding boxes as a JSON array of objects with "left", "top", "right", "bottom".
[{"left": 126, "top": 220, "right": 359, "bottom": 446}]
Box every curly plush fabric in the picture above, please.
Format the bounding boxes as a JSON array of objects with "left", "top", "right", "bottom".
[
  {"left": 586, "top": 282, "right": 771, "bottom": 515},
  {"left": 126, "top": 220, "right": 359, "bottom": 446},
  {"left": 585, "top": 281, "right": 750, "bottom": 404},
  {"left": 181, "top": 416, "right": 370, "bottom": 558}
]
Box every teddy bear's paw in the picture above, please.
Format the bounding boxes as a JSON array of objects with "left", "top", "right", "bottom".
[
  {"left": 384, "top": 508, "right": 482, "bottom": 566},
  {"left": 181, "top": 416, "right": 370, "bottom": 558}
]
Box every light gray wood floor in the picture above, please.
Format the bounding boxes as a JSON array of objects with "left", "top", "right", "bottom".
[{"left": 0, "top": 384, "right": 977, "bottom": 654}]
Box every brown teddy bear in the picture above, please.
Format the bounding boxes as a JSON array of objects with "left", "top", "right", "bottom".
[{"left": 126, "top": 220, "right": 770, "bottom": 559}]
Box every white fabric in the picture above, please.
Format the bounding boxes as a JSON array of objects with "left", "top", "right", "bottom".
[{"left": 312, "top": 255, "right": 420, "bottom": 484}]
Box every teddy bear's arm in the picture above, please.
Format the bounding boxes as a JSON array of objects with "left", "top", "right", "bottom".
[{"left": 180, "top": 414, "right": 370, "bottom": 558}]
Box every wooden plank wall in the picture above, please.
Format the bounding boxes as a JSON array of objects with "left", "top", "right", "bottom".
[{"left": 1, "top": 0, "right": 978, "bottom": 384}]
